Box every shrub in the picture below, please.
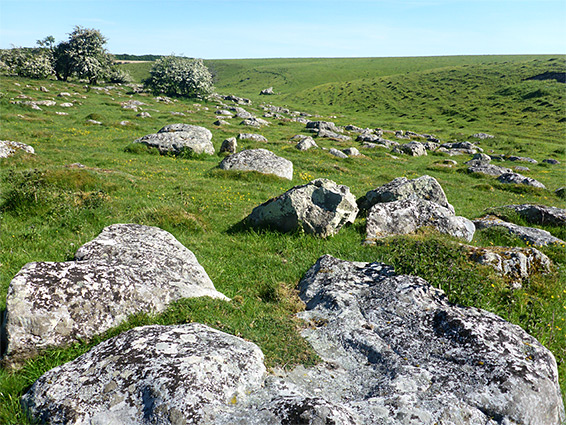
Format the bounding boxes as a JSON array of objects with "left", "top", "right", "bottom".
[
  {"left": 144, "top": 56, "right": 214, "bottom": 98},
  {"left": 0, "top": 48, "right": 53, "bottom": 79},
  {"left": 108, "top": 68, "right": 133, "bottom": 84}
]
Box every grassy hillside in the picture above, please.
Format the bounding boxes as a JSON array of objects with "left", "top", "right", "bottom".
[{"left": 1, "top": 56, "right": 565, "bottom": 422}]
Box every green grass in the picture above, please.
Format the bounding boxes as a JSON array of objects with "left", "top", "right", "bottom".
[{"left": 1, "top": 55, "right": 566, "bottom": 422}]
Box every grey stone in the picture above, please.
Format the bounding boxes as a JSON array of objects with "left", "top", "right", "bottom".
[
  {"left": 247, "top": 178, "right": 358, "bottom": 237},
  {"left": 316, "top": 129, "right": 351, "bottom": 141},
  {"left": 392, "top": 141, "right": 427, "bottom": 156},
  {"left": 441, "top": 141, "right": 483, "bottom": 152},
  {"left": 240, "top": 117, "right": 269, "bottom": 127},
  {"left": 260, "top": 87, "right": 274, "bottom": 95},
  {"left": 219, "top": 149, "right": 293, "bottom": 180},
  {"left": 214, "top": 119, "right": 231, "bottom": 126},
  {"left": 556, "top": 187, "right": 566, "bottom": 199},
  {"left": 0, "top": 140, "right": 35, "bottom": 158},
  {"left": 507, "top": 155, "right": 538, "bottom": 164},
  {"left": 497, "top": 173, "right": 546, "bottom": 189},
  {"left": 60, "top": 102, "right": 73, "bottom": 108},
  {"left": 86, "top": 119, "right": 102, "bottom": 125},
  {"left": 295, "top": 136, "right": 318, "bottom": 151},
  {"left": 1, "top": 224, "right": 227, "bottom": 367},
  {"left": 133, "top": 124, "right": 214, "bottom": 156},
  {"left": 294, "top": 255, "right": 565, "bottom": 425},
  {"left": 238, "top": 133, "right": 268, "bottom": 143},
  {"left": 493, "top": 204, "right": 566, "bottom": 227},
  {"left": 365, "top": 198, "right": 475, "bottom": 242},
  {"left": 467, "top": 163, "right": 513, "bottom": 176},
  {"left": 465, "top": 245, "right": 552, "bottom": 289},
  {"left": 471, "top": 132, "right": 494, "bottom": 139},
  {"left": 216, "top": 109, "right": 233, "bottom": 116},
  {"left": 136, "top": 111, "right": 151, "bottom": 118},
  {"left": 514, "top": 166, "right": 530, "bottom": 172},
  {"left": 329, "top": 148, "right": 348, "bottom": 158},
  {"left": 343, "top": 147, "right": 360, "bottom": 156},
  {"left": 220, "top": 137, "right": 237, "bottom": 154},
  {"left": 543, "top": 158, "right": 560, "bottom": 165},
  {"left": 473, "top": 215, "right": 564, "bottom": 246},
  {"left": 359, "top": 175, "right": 455, "bottom": 214},
  {"left": 306, "top": 120, "right": 341, "bottom": 133},
  {"left": 22, "top": 324, "right": 266, "bottom": 424},
  {"left": 465, "top": 153, "right": 492, "bottom": 164}
]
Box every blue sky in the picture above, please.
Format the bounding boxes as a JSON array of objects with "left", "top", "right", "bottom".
[{"left": 1, "top": 0, "right": 565, "bottom": 59}]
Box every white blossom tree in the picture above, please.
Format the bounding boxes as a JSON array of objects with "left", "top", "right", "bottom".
[{"left": 145, "top": 56, "right": 214, "bottom": 98}]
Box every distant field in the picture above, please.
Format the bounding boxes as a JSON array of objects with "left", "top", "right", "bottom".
[{"left": 122, "top": 54, "right": 565, "bottom": 142}]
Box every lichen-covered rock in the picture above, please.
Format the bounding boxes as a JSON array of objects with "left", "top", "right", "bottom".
[
  {"left": 247, "top": 178, "right": 358, "bottom": 237},
  {"left": 329, "top": 148, "right": 348, "bottom": 158},
  {"left": 497, "top": 172, "right": 546, "bottom": 189},
  {"left": 467, "top": 163, "right": 513, "bottom": 176},
  {"left": 295, "top": 255, "right": 565, "bottom": 425},
  {"left": 133, "top": 124, "right": 214, "bottom": 155},
  {"left": 359, "top": 175, "right": 455, "bottom": 214},
  {"left": 306, "top": 120, "right": 341, "bottom": 133},
  {"left": 494, "top": 204, "right": 566, "bottom": 227},
  {"left": 365, "top": 198, "right": 474, "bottom": 242},
  {"left": 295, "top": 136, "right": 318, "bottom": 151},
  {"left": 22, "top": 324, "right": 266, "bottom": 424},
  {"left": 392, "top": 141, "right": 427, "bottom": 156},
  {"left": 507, "top": 155, "right": 538, "bottom": 164},
  {"left": 237, "top": 133, "right": 268, "bottom": 143},
  {"left": 1, "top": 224, "right": 227, "bottom": 367},
  {"left": 219, "top": 148, "right": 293, "bottom": 180},
  {"left": 240, "top": 117, "right": 269, "bottom": 127},
  {"left": 220, "top": 137, "right": 237, "bottom": 154},
  {"left": 0, "top": 140, "right": 35, "bottom": 158},
  {"left": 465, "top": 245, "right": 552, "bottom": 288},
  {"left": 473, "top": 215, "right": 564, "bottom": 246},
  {"left": 343, "top": 147, "right": 360, "bottom": 156}
]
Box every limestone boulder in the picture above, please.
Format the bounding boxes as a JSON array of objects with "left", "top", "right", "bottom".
[
  {"left": 392, "top": 141, "right": 427, "bottom": 156},
  {"left": 497, "top": 172, "right": 546, "bottom": 188},
  {"left": 260, "top": 87, "right": 274, "bottom": 95},
  {"left": 219, "top": 149, "right": 293, "bottom": 180},
  {"left": 365, "top": 198, "right": 475, "bottom": 242},
  {"left": 295, "top": 136, "right": 318, "bottom": 151},
  {"left": 247, "top": 178, "right": 358, "bottom": 237},
  {"left": 0, "top": 140, "right": 35, "bottom": 158},
  {"left": 305, "top": 120, "right": 341, "bottom": 133},
  {"left": 1, "top": 224, "right": 228, "bottom": 367},
  {"left": 22, "top": 324, "right": 266, "bottom": 424},
  {"left": 359, "top": 175, "right": 455, "bottom": 214},
  {"left": 238, "top": 133, "right": 268, "bottom": 143},
  {"left": 494, "top": 204, "right": 566, "bottom": 227},
  {"left": 295, "top": 255, "right": 565, "bottom": 424},
  {"left": 465, "top": 245, "right": 552, "bottom": 289},
  {"left": 329, "top": 148, "right": 348, "bottom": 158},
  {"left": 133, "top": 124, "right": 214, "bottom": 155},
  {"left": 467, "top": 163, "right": 513, "bottom": 176},
  {"left": 220, "top": 137, "right": 237, "bottom": 154},
  {"left": 473, "top": 215, "right": 564, "bottom": 246}
]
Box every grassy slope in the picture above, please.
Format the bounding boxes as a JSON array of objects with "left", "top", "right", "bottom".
[{"left": 1, "top": 55, "right": 565, "bottom": 421}]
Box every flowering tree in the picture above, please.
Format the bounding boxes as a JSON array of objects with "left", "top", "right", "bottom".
[
  {"left": 53, "top": 26, "right": 113, "bottom": 84},
  {"left": 145, "top": 56, "right": 214, "bottom": 98}
]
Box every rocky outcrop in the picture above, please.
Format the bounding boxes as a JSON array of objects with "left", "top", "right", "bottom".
[
  {"left": 359, "top": 175, "right": 455, "bottom": 214},
  {"left": 365, "top": 198, "right": 475, "bottom": 242},
  {"left": 260, "top": 87, "right": 274, "bottom": 95},
  {"left": 465, "top": 245, "right": 552, "bottom": 288},
  {"left": 497, "top": 172, "right": 546, "bottom": 189},
  {"left": 133, "top": 124, "right": 214, "bottom": 155},
  {"left": 218, "top": 149, "right": 293, "bottom": 180},
  {"left": 294, "top": 255, "right": 565, "bottom": 424},
  {"left": 21, "top": 256, "right": 566, "bottom": 424},
  {"left": 22, "top": 323, "right": 266, "bottom": 424},
  {"left": 1, "top": 224, "right": 227, "bottom": 367},
  {"left": 306, "top": 120, "right": 341, "bottom": 133},
  {"left": 392, "top": 141, "right": 427, "bottom": 156},
  {"left": 0, "top": 140, "right": 35, "bottom": 158},
  {"left": 493, "top": 204, "right": 566, "bottom": 227},
  {"left": 473, "top": 215, "right": 564, "bottom": 246},
  {"left": 468, "top": 163, "right": 513, "bottom": 176},
  {"left": 247, "top": 178, "right": 358, "bottom": 237}
]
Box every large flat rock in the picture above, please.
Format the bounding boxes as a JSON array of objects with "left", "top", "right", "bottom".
[
  {"left": 1, "top": 224, "right": 227, "bottom": 367},
  {"left": 218, "top": 148, "right": 293, "bottom": 180},
  {"left": 133, "top": 124, "right": 214, "bottom": 155},
  {"left": 473, "top": 215, "right": 564, "bottom": 247}
]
